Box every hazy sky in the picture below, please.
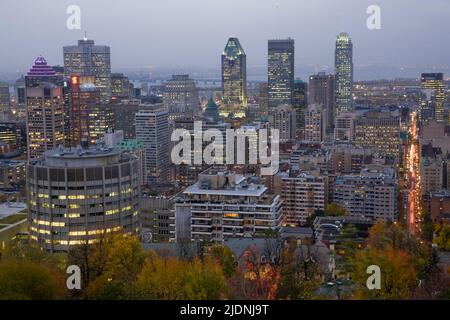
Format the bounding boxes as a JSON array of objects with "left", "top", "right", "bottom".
[{"left": 1, "top": 0, "right": 450, "bottom": 75}]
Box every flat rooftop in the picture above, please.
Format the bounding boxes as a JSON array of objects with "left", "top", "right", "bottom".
[
  {"left": 184, "top": 182, "right": 267, "bottom": 197},
  {"left": 45, "top": 146, "right": 120, "bottom": 159}
]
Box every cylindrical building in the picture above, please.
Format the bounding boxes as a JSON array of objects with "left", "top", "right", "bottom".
[{"left": 27, "top": 146, "right": 140, "bottom": 252}]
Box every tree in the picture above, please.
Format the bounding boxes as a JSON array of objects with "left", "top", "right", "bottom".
[
  {"left": 305, "top": 209, "right": 324, "bottom": 227},
  {"left": 208, "top": 245, "right": 237, "bottom": 278},
  {"left": 132, "top": 253, "right": 186, "bottom": 300},
  {"left": 235, "top": 245, "right": 280, "bottom": 299},
  {"left": 183, "top": 257, "right": 228, "bottom": 299},
  {"left": 324, "top": 203, "right": 347, "bottom": 217},
  {"left": 71, "top": 233, "right": 145, "bottom": 299},
  {"left": 336, "top": 224, "right": 360, "bottom": 274},
  {"left": 434, "top": 225, "right": 450, "bottom": 251},
  {"left": 277, "top": 238, "right": 321, "bottom": 299},
  {"left": 0, "top": 260, "right": 66, "bottom": 299},
  {"left": 350, "top": 221, "right": 447, "bottom": 299},
  {"left": 352, "top": 246, "right": 417, "bottom": 299},
  {"left": 131, "top": 253, "right": 228, "bottom": 300}
]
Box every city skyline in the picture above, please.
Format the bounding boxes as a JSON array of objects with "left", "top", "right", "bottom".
[
  {"left": 1, "top": 0, "right": 450, "bottom": 80},
  {"left": 0, "top": 0, "right": 449, "bottom": 304}
]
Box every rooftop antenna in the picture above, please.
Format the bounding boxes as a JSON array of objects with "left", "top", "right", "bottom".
[{"left": 83, "top": 31, "right": 88, "bottom": 41}]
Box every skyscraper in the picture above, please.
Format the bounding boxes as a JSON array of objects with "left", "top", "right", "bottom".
[
  {"left": 163, "top": 75, "right": 199, "bottom": 120},
  {"left": 420, "top": 73, "right": 446, "bottom": 123},
  {"left": 63, "top": 38, "right": 111, "bottom": 103},
  {"left": 135, "top": 105, "right": 169, "bottom": 186},
  {"left": 68, "top": 75, "right": 94, "bottom": 146},
  {"left": 221, "top": 37, "right": 247, "bottom": 118},
  {"left": 268, "top": 39, "right": 295, "bottom": 110},
  {"left": 309, "top": 72, "right": 335, "bottom": 132},
  {"left": 25, "top": 56, "right": 65, "bottom": 159},
  {"left": 335, "top": 32, "right": 353, "bottom": 116}
]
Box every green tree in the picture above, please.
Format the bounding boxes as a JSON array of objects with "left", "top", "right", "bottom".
[
  {"left": 324, "top": 203, "right": 347, "bottom": 216},
  {"left": 73, "top": 233, "right": 145, "bottom": 299},
  {"left": 305, "top": 209, "right": 324, "bottom": 227},
  {"left": 208, "top": 245, "right": 237, "bottom": 278},
  {"left": 434, "top": 225, "right": 450, "bottom": 251},
  {"left": 131, "top": 254, "right": 228, "bottom": 300},
  {"left": 335, "top": 224, "right": 360, "bottom": 274}
]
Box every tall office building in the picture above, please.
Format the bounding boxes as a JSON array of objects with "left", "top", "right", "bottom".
[
  {"left": 309, "top": 72, "right": 335, "bottom": 132},
  {"left": 268, "top": 39, "right": 295, "bottom": 110},
  {"left": 68, "top": 75, "right": 95, "bottom": 146},
  {"left": 163, "top": 75, "right": 199, "bottom": 120},
  {"left": 88, "top": 104, "right": 114, "bottom": 144},
  {"left": 221, "top": 37, "right": 247, "bottom": 118},
  {"left": 335, "top": 33, "right": 353, "bottom": 116},
  {"left": 25, "top": 56, "right": 65, "bottom": 160},
  {"left": 135, "top": 105, "right": 169, "bottom": 186},
  {"left": 292, "top": 79, "right": 307, "bottom": 131},
  {"left": 420, "top": 73, "right": 446, "bottom": 123},
  {"left": 63, "top": 38, "right": 111, "bottom": 103},
  {"left": 27, "top": 146, "right": 141, "bottom": 252}
]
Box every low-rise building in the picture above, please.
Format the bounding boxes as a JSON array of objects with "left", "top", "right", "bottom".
[
  {"left": 173, "top": 168, "right": 283, "bottom": 243},
  {"left": 333, "top": 166, "right": 397, "bottom": 221}
]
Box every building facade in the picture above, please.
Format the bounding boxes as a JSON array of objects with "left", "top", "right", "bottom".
[
  {"left": 309, "top": 72, "right": 335, "bottom": 132},
  {"left": 335, "top": 33, "right": 353, "bottom": 116},
  {"left": 333, "top": 166, "right": 397, "bottom": 221},
  {"left": 269, "top": 104, "right": 297, "bottom": 142},
  {"left": 135, "top": 105, "right": 169, "bottom": 186},
  {"left": 354, "top": 111, "right": 400, "bottom": 158},
  {"left": 420, "top": 73, "right": 446, "bottom": 123},
  {"left": 174, "top": 168, "right": 283, "bottom": 243},
  {"left": 163, "top": 75, "right": 199, "bottom": 120},
  {"left": 63, "top": 38, "right": 111, "bottom": 103},
  {"left": 274, "top": 171, "right": 328, "bottom": 226},
  {"left": 27, "top": 146, "right": 141, "bottom": 252},
  {"left": 221, "top": 38, "right": 247, "bottom": 118},
  {"left": 268, "top": 39, "right": 295, "bottom": 110},
  {"left": 304, "top": 104, "right": 325, "bottom": 143},
  {"left": 25, "top": 56, "right": 65, "bottom": 160}
]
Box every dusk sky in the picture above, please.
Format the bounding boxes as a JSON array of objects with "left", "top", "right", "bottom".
[{"left": 1, "top": 0, "right": 450, "bottom": 78}]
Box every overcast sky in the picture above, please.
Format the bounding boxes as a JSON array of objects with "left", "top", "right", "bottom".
[{"left": 1, "top": 0, "right": 450, "bottom": 76}]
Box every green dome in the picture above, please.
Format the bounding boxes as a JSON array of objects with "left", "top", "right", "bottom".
[{"left": 206, "top": 97, "right": 218, "bottom": 111}]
